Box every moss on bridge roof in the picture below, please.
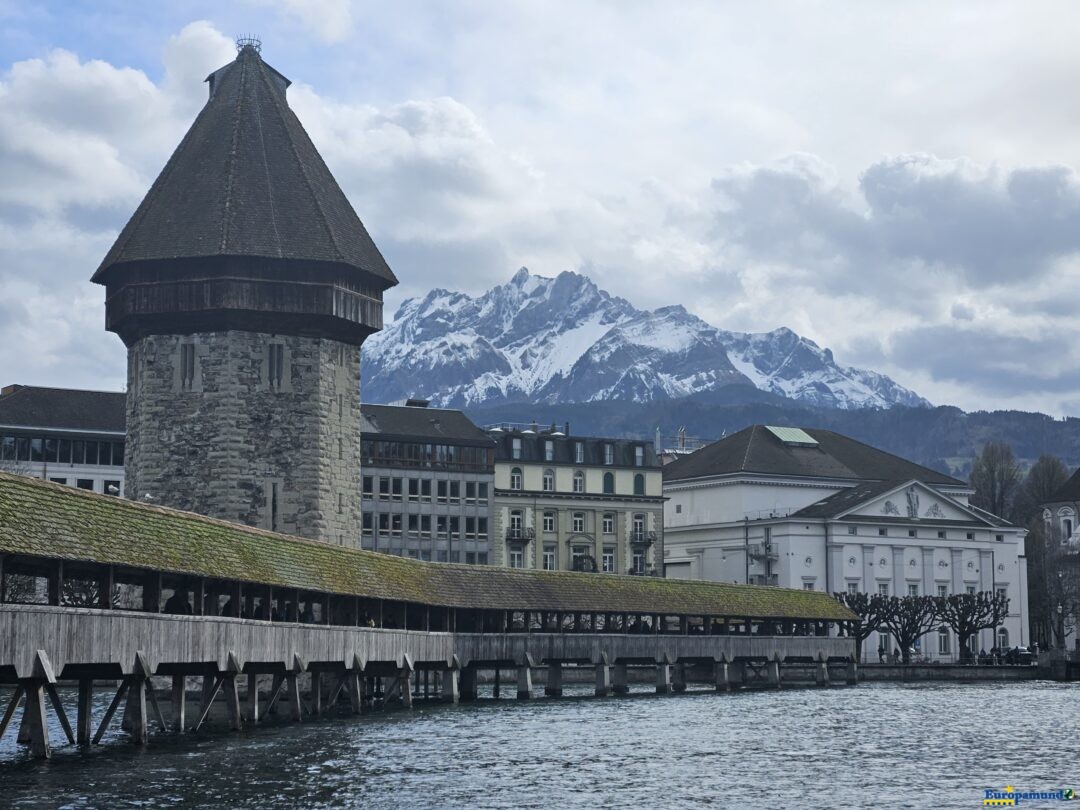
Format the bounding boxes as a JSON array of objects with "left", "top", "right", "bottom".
[{"left": 0, "top": 473, "right": 853, "bottom": 621}]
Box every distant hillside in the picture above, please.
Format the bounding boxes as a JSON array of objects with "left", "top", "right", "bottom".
[{"left": 465, "top": 393, "right": 1080, "bottom": 475}]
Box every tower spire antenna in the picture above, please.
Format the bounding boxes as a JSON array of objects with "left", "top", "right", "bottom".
[{"left": 235, "top": 34, "right": 261, "bottom": 54}]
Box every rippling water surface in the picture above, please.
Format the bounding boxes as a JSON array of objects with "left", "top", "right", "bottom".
[{"left": 1, "top": 681, "right": 1077, "bottom": 808}]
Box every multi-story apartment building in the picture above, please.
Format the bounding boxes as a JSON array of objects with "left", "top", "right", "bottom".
[
  {"left": 0, "top": 385, "right": 126, "bottom": 496},
  {"left": 663, "top": 424, "right": 1028, "bottom": 661},
  {"left": 488, "top": 424, "right": 664, "bottom": 574},
  {"left": 359, "top": 401, "right": 495, "bottom": 564}
]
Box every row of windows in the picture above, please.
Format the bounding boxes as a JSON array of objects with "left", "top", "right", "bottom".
[
  {"left": 846, "top": 582, "right": 1008, "bottom": 601},
  {"left": 508, "top": 468, "right": 646, "bottom": 496},
  {"left": 845, "top": 525, "right": 1004, "bottom": 542},
  {"left": 875, "top": 626, "right": 1010, "bottom": 656},
  {"left": 362, "top": 513, "right": 489, "bottom": 538},
  {"left": 0, "top": 435, "right": 125, "bottom": 467},
  {"left": 508, "top": 546, "right": 649, "bottom": 573},
  {"left": 362, "top": 476, "right": 490, "bottom": 503},
  {"left": 508, "top": 510, "right": 648, "bottom": 536},
  {"left": 510, "top": 438, "right": 647, "bottom": 466},
  {"left": 362, "top": 441, "right": 492, "bottom": 472},
  {"left": 374, "top": 548, "right": 490, "bottom": 565},
  {"left": 47, "top": 476, "right": 122, "bottom": 495}
]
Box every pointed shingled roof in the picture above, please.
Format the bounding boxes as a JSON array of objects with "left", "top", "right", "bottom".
[{"left": 92, "top": 44, "right": 396, "bottom": 287}]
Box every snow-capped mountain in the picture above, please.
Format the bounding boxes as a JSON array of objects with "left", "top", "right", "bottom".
[{"left": 361, "top": 268, "right": 930, "bottom": 410}]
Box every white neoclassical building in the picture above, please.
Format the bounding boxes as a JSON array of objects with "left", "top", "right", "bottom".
[{"left": 663, "top": 425, "right": 1028, "bottom": 661}]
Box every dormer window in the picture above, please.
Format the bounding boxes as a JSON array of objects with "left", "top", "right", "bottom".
[
  {"left": 604, "top": 443, "right": 614, "bottom": 465},
  {"left": 544, "top": 440, "right": 554, "bottom": 462},
  {"left": 512, "top": 437, "right": 522, "bottom": 460},
  {"left": 635, "top": 446, "right": 644, "bottom": 467},
  {"left": 574, "top": 442, "right": 584, "bottom": 463}
]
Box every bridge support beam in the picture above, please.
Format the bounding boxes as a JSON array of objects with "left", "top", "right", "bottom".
[
  {"left": 815, "top": 653, "right": 830, "bottom": 687},
  {"left": 714, "top": 654, "right": 731, "bottom": 692},
  {"left": 656, "top": 656, "right": 672, "bottom": 694},
  {"left": 77, "top": 679, "right": 94, "bottom": 743},
  {"left": 397, "top": 655, "right": 414, "bottom": 708},
  {"left": 595, "top": 654, "right": 611, "bottom": 697},
  {"left": 517, "top": 655, "right": 536, "bottom": 699},
  {"left": 286, "top": 654, "right": 306, "bottom": 721},
  {"left": 612, "top": 662, "right": 629, "bottom": 694},
  {"left": 460, "top": 665, "right": 478, "bottom": 702},
  {"left": 767, "top": 654, "right": 782, "bottom": 689},
  {"left": 171, "top": 675, "right": 187, "bottom": 732},
  {"left": 845, "top": 657, "right": 858, "bottom": 685},
  {"left": 672, "top": 663, "right": 687, "bottom": 693},
  {"left": 442, "top": 668, "right": 459, "bottom": 704},
  {"left": 545, "top": 662, "right": 563, "bottom": 697}
]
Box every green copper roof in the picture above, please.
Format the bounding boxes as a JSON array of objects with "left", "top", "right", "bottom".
[{"left": 0, "top": 472, "right": 853, "bottom": 621}]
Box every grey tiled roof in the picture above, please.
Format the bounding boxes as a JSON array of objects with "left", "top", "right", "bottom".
[
  {"left": 0, "top": 386, "right": 125, "bottom": 433},
  {"left": 93, "top": 45, "right": 396, "bottom": 288},
  {"left": 360, "top": 404, "right": 495, "bottom": 446},
  {"left": 663, "top": 425, "right": 963, "bottom": 486},
  {"left": 489, "top": 430, "right": 660, "bottom": 469}
]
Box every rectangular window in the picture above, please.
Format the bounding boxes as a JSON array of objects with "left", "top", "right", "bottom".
[
  {"left": 543, "top": 546, "right": 556, "bottom": 570},
  {"left": 908, "top": 529, "right": 917, "bottom": 538},
  {"left": 878, "top": 528, "right": 887, "bottom": 537},
  {"left": 543, "top": 512, "right": 556, "bottom": 533},
  {"left": 966, "top": 532, "right": 975, "bottom": 540},
  {"left": 104, "top": 480, "right": 121, "bottom": 496},
  {"left": 337, "top": 492, "right": 343, "bottom": 514},
  {"left": 465, "top": 481, "right": 476, "bottom": 502},
  {"left": 995, "top": 534, "right": 1004, "bottom": 542},
  {"left": 938, "top": 629, "right": 950, "bottom": 655},
  {"left": 572, "top": 512, "right": 585, "bottom": 533},
  {"left": 847, "top": 525, "right": 858, "bottom": 535},
  {"left": 391, "top": 514, "right": 402, "bottom": 535},
  {"left": 509, "top": 550, "right": 524, "bottom": 569},
  {"left": 437, "top": 481, "right": 448, "bottom": 502},
  {"left": 937, "top": 530, "right": 946, "bottom": 539},
  {"left": 268, "top": 344, "right": 285, "bottom": 390},
  {"left": 76, "top": 479, "right": 94, "bottom": 491},
  {"left": 57, "top": 438, "right": 71, "bottom": 464},
  {"left": 378, "top": 478, "right": 389, "bottom": 499},
  {"left": 437, "top": 516, "right": 448, "bottom": 536},
  {"left": 512, "top": 438, "right": 522, "bottom": 460},
  {"left": 378, "top": 513, "right": 390, "bottom": 532},
  {"left": 803, "top": 582, "right": 814, "bottom": 591},
  {"left": 635, "top": 446, "right": 644, "bottom": 467},
  {"left": 49, "top": 477, "right": 67, "bottom": 486},
  {"left": 966, "top": 585, "right": 976, "bottom": 595},
  {"left": 477, "top": 552, "right": 489, "bottom": 565},
  {"left": 938, "top": 584, "right": 948, "bottom": 597},
  {"left": 16, "top": 437, "right": 30, "bottom": 461},
  {"left": 408, "top": 514, "right": 419, "bottom": 534},
  {"left": 362, "top": 476, "right": 374, "bottom": 497},
  {"left": 878, "top": 583, "right": 889, "bottom": 596},
  {"left": 602, "top": 548, "right": 615, "bottom": 573},
  {"left": 465, "top": 516, "right": 476, "bottom": 537},
  {"left": 421, "top": 515, "right": 432, "bottom": 536},
  {"left": 477, "top": 518, "right": 488, "bottom": 538},
  {"left": 362, "top": 513, "right": 373, "bottom": 533},
  {"left": 908, "top": 584, "right": 918, "bottom": 597},
  {"left": 466, "top": 552, "right": 476, "bottom": 565},
  {"left": 0, "top": 435, "right": 13, "bottom": 461},
  {"left": 631, "top": 551, "right": 645, "bottom": 575},
  {"left": 421, "top": 480, "right": 432, "bottom": 501},
  {"left": 478, "top": 482, "right": 488, "bottom": 502},
  {"left": 408, "top": 479, "right": 419, "bottom": 500},
  {"left": 30, "top": 437, "right": 43, "bottom": 462},
  {"left": 449, "top": 516, "right": 460, "bottom": 539},
  {"left": 847, "top": 582, "right": 858, "bottom": 595},
  {"left": 574, "top": 442, "right": 584, "bottom": 463},
  {"left": 180, "top": 343, "right": 196, "bottom": 390},
  {"left": 391, "top": 478, "right": 403, "bottom": 501},
  {"left": 544, "top": 441, "right": 554, "bottom": 462},
  {"left": 604, "top": 443, "right": 614, "bottom": 465},
  {"left": 602, "top": 513, "right": 614, "bottom": 534},
  {"left": 449, "top": 481, "right": 460, "bottom": 502},
  {"left": 84, "top": 441, "right": 98, "bottom": 466}
]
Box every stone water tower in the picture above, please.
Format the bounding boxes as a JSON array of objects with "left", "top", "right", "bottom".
[{"left": 92, "top": 40, "right": 397, "bottom": 546}]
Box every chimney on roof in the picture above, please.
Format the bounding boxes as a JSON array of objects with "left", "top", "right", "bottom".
[
  {"left": 564, "top": 421, "right": 570, "bottom": 436},
  {"left": 405, "top": 398, "right": 430, "bottom": 408}
]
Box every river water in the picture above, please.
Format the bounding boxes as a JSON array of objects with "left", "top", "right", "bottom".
[{"left": 1, "top": 681, "right": 1077, "bottom": 808}]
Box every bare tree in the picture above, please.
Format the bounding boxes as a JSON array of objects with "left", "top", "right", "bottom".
[
  {"left": 1014, "top": 455, "right": 1069, "bottom": 522},
  {"left": 834, "top": 592, "right": 894, "bottom": 662},
  {"left": 969, "top": 442, "right": 1021, "bottom": 520},
  {"left": 881, "top": 596, "right": 940, "bottom": 664},
  {"left": 936, "top": 591, "right": 1010, "bottom": 662},
  {"left": 1045, "top": 551, "right": 1080, "bottom": 650}
]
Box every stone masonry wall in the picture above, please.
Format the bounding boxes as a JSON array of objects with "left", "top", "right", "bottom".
[{"left": 124, "top": 331, "right": 361, "bottom": 547}]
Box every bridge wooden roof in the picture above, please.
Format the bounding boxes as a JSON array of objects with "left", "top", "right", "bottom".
[{"left": 0, "top": 473, "right": 853, "bottom": 621}]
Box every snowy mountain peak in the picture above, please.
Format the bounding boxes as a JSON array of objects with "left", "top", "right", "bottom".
[{"left": 362, "top": 270, "right": 930, "bottom": 411}]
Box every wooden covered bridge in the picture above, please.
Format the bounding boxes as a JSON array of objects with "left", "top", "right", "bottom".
[{"left": 0, "top": 472, "right": 856, "bottom": 758}]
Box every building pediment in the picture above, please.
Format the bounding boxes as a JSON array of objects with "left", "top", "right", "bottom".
[{"left": 847, "top": 481, "right": 978, "bottom": 523}]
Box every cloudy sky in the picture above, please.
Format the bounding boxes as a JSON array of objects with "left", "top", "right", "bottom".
[{"left": 3, "top": 1, "right": 1080, "bottom": 414}]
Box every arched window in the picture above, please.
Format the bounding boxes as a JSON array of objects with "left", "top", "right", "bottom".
[
  {"left": 1060, "top": 508, "right": 1075, "bottom": 543},
  {"left": 633, "top": 473, "right": 645, "bottom": 496},
  {"left": 510, "top": 467, "right": 522, "bottom": 490},
  {"left": 573, "top": 470, "right": 585, "bottom": 494},
  {"left": 603, "top": 472, "right": 614, "bottom": 494},
  {"left": 543, "top": 469, "right": 555, "bottom": 492}
]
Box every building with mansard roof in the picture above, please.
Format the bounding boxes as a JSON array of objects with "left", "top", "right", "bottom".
[
  {"left": 92, "top": 41, "right": 397, "bottom": 548},
  {"left": 663, "top": 424, "right": 1028, "bottom": 661},
  {"left": 488, "top": 423, "right": 664, "bottom": 575}
]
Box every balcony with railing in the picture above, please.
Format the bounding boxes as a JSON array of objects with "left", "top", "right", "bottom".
[
  {"left": 505, "top": 527, "right": 535, "bottom": 545},
  {"left": 628, "top": 530, "right": 657, "bottom": 547}
]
